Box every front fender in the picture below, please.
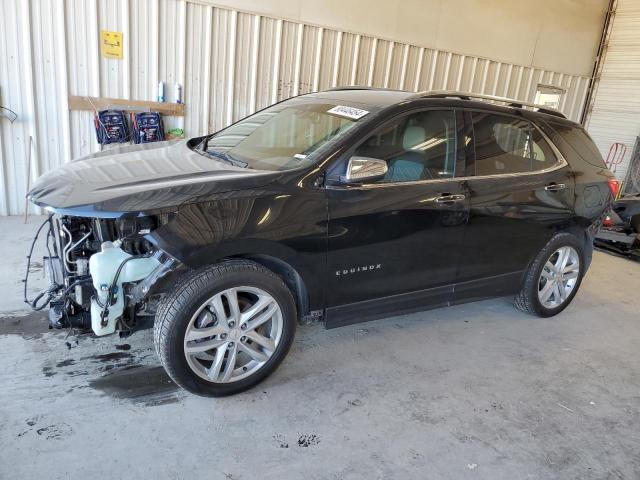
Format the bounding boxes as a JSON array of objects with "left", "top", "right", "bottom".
[{"left": 147, "top": 194, "right": 327, "bottom": 309}]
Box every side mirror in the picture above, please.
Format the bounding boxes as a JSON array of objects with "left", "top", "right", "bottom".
[{"left": 342, "top": 156, "right": 388, "bottom": 184}]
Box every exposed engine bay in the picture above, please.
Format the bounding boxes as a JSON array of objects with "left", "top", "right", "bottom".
[{"left": 24, "top": 214, "right": 178, "bottom": 336}]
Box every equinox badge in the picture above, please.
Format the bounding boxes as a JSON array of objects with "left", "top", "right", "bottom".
[{"left": 336, "top": 264, "right": 382, "bottom": 276}]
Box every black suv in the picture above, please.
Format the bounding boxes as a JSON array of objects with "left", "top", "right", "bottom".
[{"left": 27, "top": 88, "right": 616, "bottom": 396}]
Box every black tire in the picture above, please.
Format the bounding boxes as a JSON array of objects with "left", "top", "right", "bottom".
[
  {"left": 514, "top": 232, "right": 585, "bottom": 317},
  {"left": 154, "top": 259, "right": 296, "bottom": 397}
]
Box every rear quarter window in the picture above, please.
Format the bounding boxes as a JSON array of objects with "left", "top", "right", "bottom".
[{"left": 544, "top": 122, "right": 607, "bottom": 169}]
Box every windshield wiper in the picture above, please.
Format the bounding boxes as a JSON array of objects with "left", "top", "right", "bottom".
[{"left": 203, "top": 149, "right": 249, "bottom": 168}]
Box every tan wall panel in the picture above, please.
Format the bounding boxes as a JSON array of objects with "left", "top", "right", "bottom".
[{"left": 205, "top": 0, "right": 608, "bottom": 76}]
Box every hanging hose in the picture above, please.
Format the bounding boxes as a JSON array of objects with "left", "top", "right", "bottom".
[{"left": 23, "top": 215, "right": 56, "bottom": 309}]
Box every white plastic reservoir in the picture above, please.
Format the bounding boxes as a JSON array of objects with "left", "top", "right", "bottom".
[{"left": 89, "top": 241, "right": 161, "bottom": 336}]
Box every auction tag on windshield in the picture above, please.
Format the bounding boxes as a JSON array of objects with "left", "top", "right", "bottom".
[{"left": 327, "top": 105, "right": 369, "bottom": 120}]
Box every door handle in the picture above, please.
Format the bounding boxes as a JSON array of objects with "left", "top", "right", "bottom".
[
  {"left": 434, "top": 194, "right": 466, "bottom": 203},
  {"left": 544, "top": 183, "right": 566, "bottom": 192}
]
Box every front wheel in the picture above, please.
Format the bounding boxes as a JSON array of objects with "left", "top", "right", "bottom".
[
  {"left": 514, "top": 233, "right": 584, "bottom": 317},
  {"left": 154, "top": 260, "right": 296, "bottom": 397}
]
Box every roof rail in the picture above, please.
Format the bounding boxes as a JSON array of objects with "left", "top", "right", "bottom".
[
  {"left": 415, "top": 90, "right": 567, "bottom": 118},
  {"left": 325, "top": 86, "right": 409, "bottom": 93}
]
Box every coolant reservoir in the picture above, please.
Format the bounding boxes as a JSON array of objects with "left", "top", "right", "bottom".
[{"left": 89, "top": 242, "right": 161, "bottom": 336}]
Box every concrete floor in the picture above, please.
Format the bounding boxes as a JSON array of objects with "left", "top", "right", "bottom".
[{"left": 1, "top": 216, "right": 639, "bottom": 480}]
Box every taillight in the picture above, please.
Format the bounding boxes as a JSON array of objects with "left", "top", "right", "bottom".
[
  {"left": 607, "top": 178, "right": 620, "bottom": 199},
  {"left": 603, "top": 215, "right": 613, "bottom": 227}
]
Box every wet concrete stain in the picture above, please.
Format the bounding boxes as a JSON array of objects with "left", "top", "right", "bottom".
[
  {"left": 115, "top": 343, "right": 131, "bottom": 351},
  {"left": 88, "top": 365, "right": 181, "bottom": 406},
  {"left": 85, "top": 351, "right": 134, "bottom": 362},
  {"left": 0, "top": 310, "right": 49, "bottom": 337},
  {"left": 56, "top": 359, "right": 75, "bottom": 368}
]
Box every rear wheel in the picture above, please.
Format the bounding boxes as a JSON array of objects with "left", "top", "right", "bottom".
[
  {"left": 154, "top": 260, "right": 296, "bottom": 396},
  {"left": 514, "top": 233, "right": 584, "bottom": 317}
]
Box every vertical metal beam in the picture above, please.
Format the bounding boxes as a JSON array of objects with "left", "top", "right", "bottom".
[
  {"left": 413, "top": 47, "right": 424, "bottom": 91},
  {"left": 332, "top": 31, "right": 342, "bottom": 87},
  {"left": 503, "top": 63, "right": 513, "bottom": 97},
  {"left": 399, "top": 43, "right": 409, "bottom": 90},
  {"left": 455, "top": 55, "right": 465, "bottom": 91},
  {"left": 19, "top": 0, "right": 38, "bottom": 214},
  {"left": 581, "top": 0, "right": 616, "bottom": 125},
  {"left": 249, "top": 15, "right": 260, "bottom": 112},
  {"left": 537, "top": 69, "right": 546, "bottom": 96},
  {"left": 442, "top": 52, "right": 452, "bottom": 89},
  {"left": 568, "top": 76, "right": 582, "bottom": 121},
  {"left": 559, "top": 75, "right": 570, "bottom": 113},
  {"left": 350, "top": 34, "right": 361, "bottom": 85},
  {"left": 201, "top": 6, "right": 213, "bottom": 134},
  {"left": 271, "top": 18, "right": 282, "bottom": 103},
  {"left": 469, "top": 56, "right": 478, "bottom": 92},
  {"left": 121, "top": 0, "right": 130, "bottom": 99},
  {"left": 89, "top": 0, "right": 100, "bottom": 97},
  {"left": 383, "top": 41, "right": 394, "bottom": 88},
  {"left": 491, "top": 62, "right": 501, "bottom": 95},
  {"left": 428, "top": 50, "right": 438, "bottom": 90},
  {"left": 313, "top": 27, "right": 323, "bottom": 91},
  {"left": 226, "top": 9, "right": 237, "bottom": 126},
  {"left": 292, "top": 23, "right": 303, "bottom": 95},
  {"left": 480, "top": 58, "right": 489, "bottom": 94},
  {"left": 525, "top": 66, "right": 535, "bottom": 101},
  {"left": 150, "top": 0, "right": 160, "bottom": 101},
  {"left": 56, "top": 0, "right": 71, "bottom": 164},
  {"left": 576, "top": 77, "right": 590, "bottom": 124},
  {"left": 514, "top": 65, "right": 524, "bottom": 99},
  {"left": 367, "top": 37, "right": 377, "bottom": 86},
  {"left": 176, "top": 0, "right": 187, "bottom": 129}
]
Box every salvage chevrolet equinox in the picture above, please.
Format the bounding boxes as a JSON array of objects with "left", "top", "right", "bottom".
[{"left": 26, "top": 88, "right": 617, "bottom": 396}]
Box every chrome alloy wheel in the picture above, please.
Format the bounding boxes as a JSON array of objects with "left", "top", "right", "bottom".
[
  {"left": 184, "top": 287, "right": 283, "bottom": 383},
  {"left": 537, "top": 246, "right": 580, "bottom": 309}
]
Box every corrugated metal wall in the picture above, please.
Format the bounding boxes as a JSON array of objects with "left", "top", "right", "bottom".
[
  {"left": 0, "top": 0, "right": 592, "bottom": 216},
  {"left": 584, "top": 0, "right": 640, "bottom": 185}
]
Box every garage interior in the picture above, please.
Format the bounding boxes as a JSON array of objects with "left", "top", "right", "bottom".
[{"left": 1, "top": 0, "right": 639, "bottom": 478}]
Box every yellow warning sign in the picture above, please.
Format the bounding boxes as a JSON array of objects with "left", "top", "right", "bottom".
[{"left": 100, "top": 30, "right": 123, "bottom": 59}]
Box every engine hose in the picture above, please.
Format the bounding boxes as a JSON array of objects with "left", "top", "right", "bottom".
[
  {"left": 29, "top": 278, "right": 93, "bottom": 312},
  {"left": 23, "top": 215, "right": 55, "bottom": 308}
]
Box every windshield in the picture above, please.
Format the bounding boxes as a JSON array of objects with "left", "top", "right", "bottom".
[{"left": 200, "top": 99, "right": 367, "bottom": 171}]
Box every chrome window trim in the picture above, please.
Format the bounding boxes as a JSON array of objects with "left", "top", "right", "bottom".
[{"left": 326, "top": 120, "right": 568, "bottom": 191}]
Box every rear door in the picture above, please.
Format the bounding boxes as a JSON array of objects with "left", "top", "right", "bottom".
[
  {"left": 453, "top": 111, "right": 575, "bottom": 301},
  {"left": 325, "top": 108, "right": 469, "bottom": 326}
]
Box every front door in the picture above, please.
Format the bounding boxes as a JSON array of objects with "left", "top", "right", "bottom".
[{"left": 324, "top": 108, "right": 469, "bottom": 327}]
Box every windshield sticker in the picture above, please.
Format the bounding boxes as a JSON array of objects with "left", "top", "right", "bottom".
[{"left": 327, "top": 105, "right": 369, "bottom": 120}]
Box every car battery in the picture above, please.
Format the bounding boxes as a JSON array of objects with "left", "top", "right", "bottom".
[
  {"left": 94, "top": 110, "right": 129, "bottom": 144},
  {"left": 131, "top": 111, "right": 165, "bottom": 144}
]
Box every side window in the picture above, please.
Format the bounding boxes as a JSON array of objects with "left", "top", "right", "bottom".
[
  {"left": 471, "top": 113, "right": 558, "bottom": 176},
  {"left": 529, "top": 125, "right": 558, "bottom": 170},
  {"left": 354, "top": 110, "right": 457, "bottom": 182}
]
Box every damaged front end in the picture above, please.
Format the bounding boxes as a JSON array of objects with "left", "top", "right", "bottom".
[{"left": 25, "top": 214, "right": 180, "bottom": 336}]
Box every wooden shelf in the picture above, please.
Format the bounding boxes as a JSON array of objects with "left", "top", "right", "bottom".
[{"left": 68, "top": 95, "right": 185, "bottom": 116}]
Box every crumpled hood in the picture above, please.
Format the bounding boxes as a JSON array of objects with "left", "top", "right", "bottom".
[{"left": 28, "top": 140, "right": 280, "bottom": 216}]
